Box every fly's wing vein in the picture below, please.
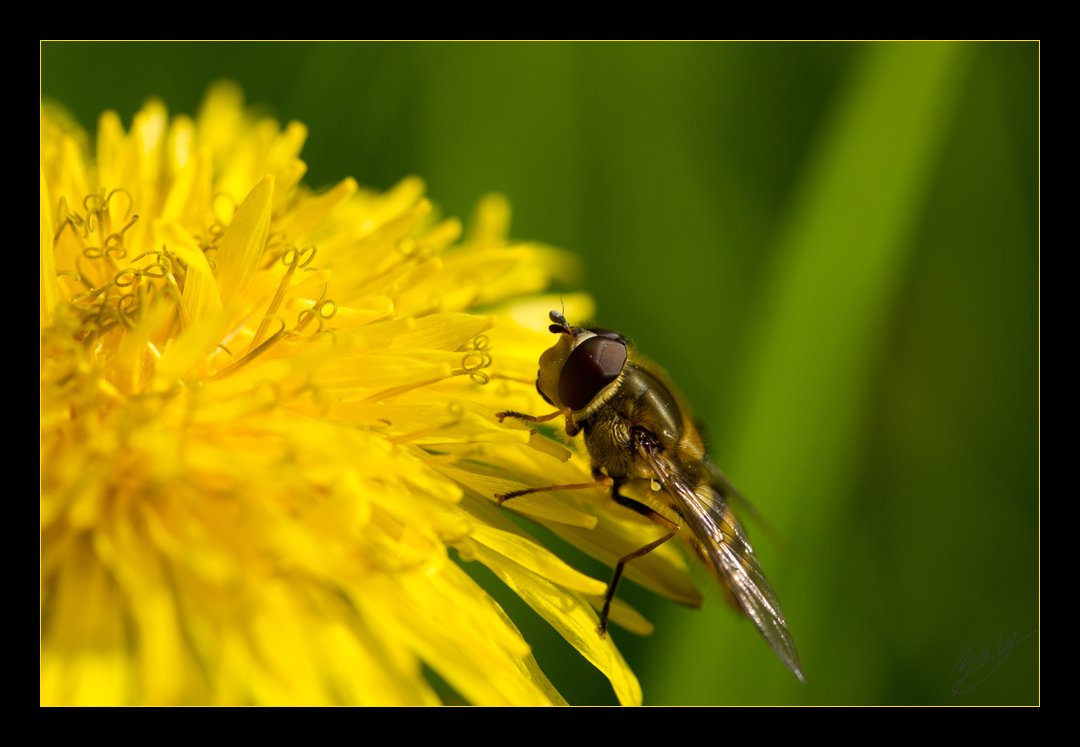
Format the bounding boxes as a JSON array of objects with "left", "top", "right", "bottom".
[{"left": 636, "top": 442, "right": 806, "bottom": 682}]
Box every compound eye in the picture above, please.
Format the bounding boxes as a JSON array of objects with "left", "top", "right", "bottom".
[
  {"left": 558, "top": 337, "right": 627, "bottom": 411},
  {"left": 587, "top": 328, "right": 624, "bottom": 342}
]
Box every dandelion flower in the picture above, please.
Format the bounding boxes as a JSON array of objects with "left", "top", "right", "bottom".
[{"left": 40, "top": 83, "right": 698, "bottom": 706}]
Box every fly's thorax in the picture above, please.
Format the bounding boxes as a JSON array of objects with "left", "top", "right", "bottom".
[
  {"left": 616, "top": 364, "right": 685, "bottom": 452},
  {"left": 621, "top": 360, "right": 710, "bottom": 465},
  {"left": 574, "top": 363, "right": 694, "bottom": 482},
  {"left": 581, "top": 402, "right": 637, "bottom": 478}
]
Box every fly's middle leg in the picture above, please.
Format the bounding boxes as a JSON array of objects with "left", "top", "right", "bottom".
[{"left": 494, "top": 468, "right": 614, "bottom": 504}]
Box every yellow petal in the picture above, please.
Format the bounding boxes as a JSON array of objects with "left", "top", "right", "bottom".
[
  {"left": 285, "top": 294, "right": 392, "bottom": 329},
  {"left": 215, "top": 174, "right": 274, "bottom": 310},
  {"left": 96, "top": 110, "right": 125, "bottom": 193},
  {"left": 275, "top": 177, "right": 358, "bottom": 243},
  {"left": 161, "top": 144, "right": 212, "bottom": 233},
  {"left": 272, "top": 158, "right": 307, "bottom": 214},
  {"left": 165, "top": 114, "right": 195, "bottom": 176},
  {"left": 471, "top": 543, "right": 642, "bottom": 706},
  {"left": 469, "top": 523, "right": 607, "bottom": 595},
  {"left": 154, "top": 219, "right": 222, "bottom": 325},
  {"left": 40, "top": 166, "right": 58, "bottom": 330},
  {"left": 390, "top": 312, "right": 496, "bottom": 351}
]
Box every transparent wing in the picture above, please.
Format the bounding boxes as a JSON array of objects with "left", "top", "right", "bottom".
[{"left": 637, "top": 441, "right": 806, "bottom": 682}]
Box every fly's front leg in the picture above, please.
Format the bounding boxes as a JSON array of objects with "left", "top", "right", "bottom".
[
  {"left": 496, "top": 407, "right": 579, "bottom": 436},
  {"left": 494, "top": 409, "right": 594, "bottom": 504},
  {"left": 495, "top": 408, "right": 563, "bottom": 425}
]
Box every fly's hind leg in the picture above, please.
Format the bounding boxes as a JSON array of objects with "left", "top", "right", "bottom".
[
  {"left": 597, "top": 479, "right": 679, "bottom": 639},
  {"left": 493, "top": 466, "right": 676, "bottom": 638}
]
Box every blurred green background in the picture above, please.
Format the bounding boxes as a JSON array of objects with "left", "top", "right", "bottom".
[{"left": 41, "top": 41, "right": 1039, "bottom": 705}]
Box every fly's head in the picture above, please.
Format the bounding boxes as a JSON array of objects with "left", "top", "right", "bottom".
[{"left": 536, "top": 310, "right": 629, "bottom": 415}]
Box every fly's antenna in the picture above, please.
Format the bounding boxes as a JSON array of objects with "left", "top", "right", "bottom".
[{"left": 548, "top": 310, "right": 573, "bottom": 335}]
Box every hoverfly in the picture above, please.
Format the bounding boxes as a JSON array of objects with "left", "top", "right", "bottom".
[{"left": 496, "top": 310, "right": 805, "bottom": 682}]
